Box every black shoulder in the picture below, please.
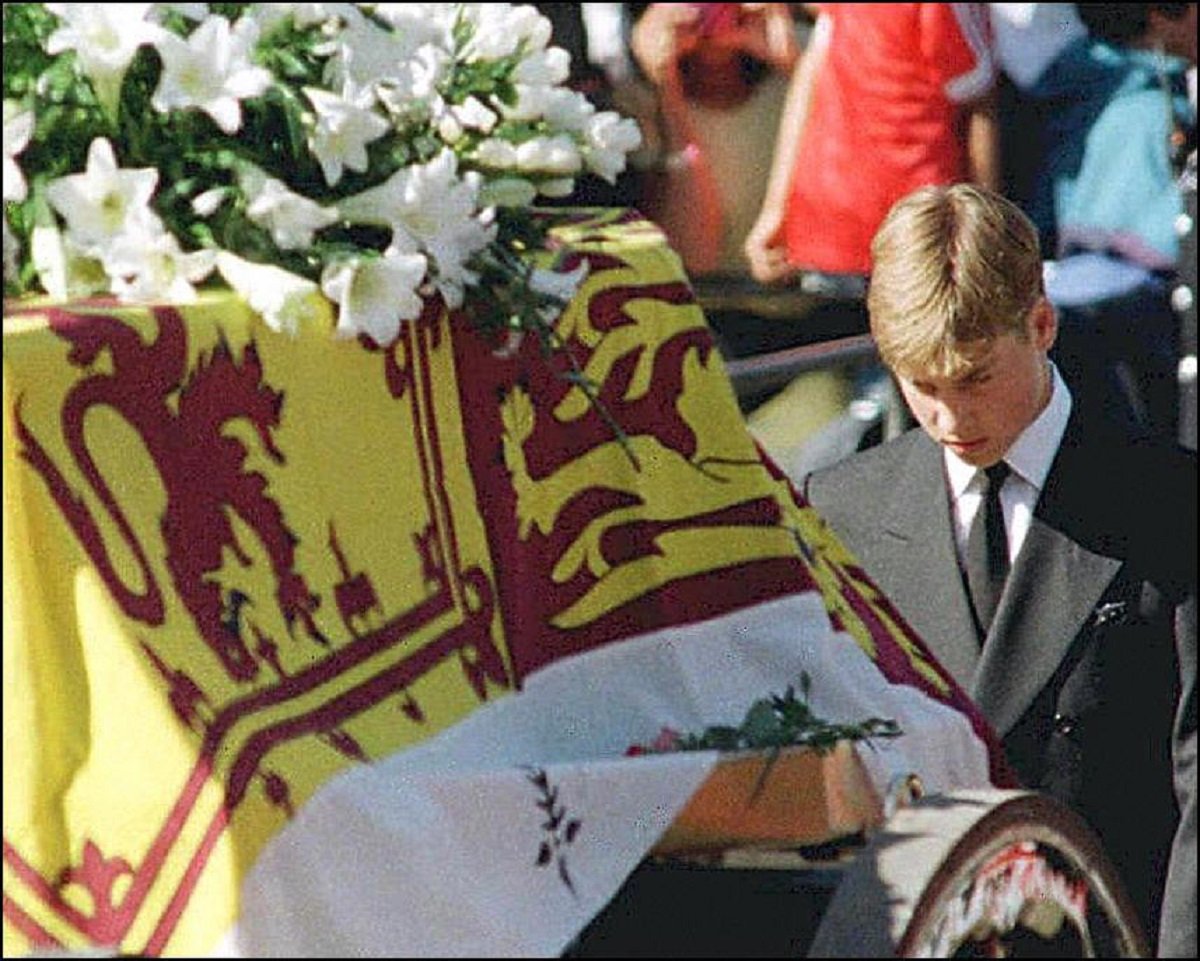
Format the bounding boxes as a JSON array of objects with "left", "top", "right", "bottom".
[
  {"left": 1115, "top": 435, "right": 1196, "bottom": 524},
  {"left": 1117, "top": 436, "right": 1197, "bottom": 599}
]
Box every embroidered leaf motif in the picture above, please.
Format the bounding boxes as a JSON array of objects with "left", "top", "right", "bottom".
[
  {"left": 525, "top": 766, "right": 582, "bottom": 896},
  {"left": 557, "top": 856, "right": 576, "bottom": 895}
]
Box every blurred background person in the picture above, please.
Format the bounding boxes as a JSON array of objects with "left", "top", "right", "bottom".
[
  {"left": 1020, "top": 3, "right": 1197, "bottom": 441},
  {"left": 743, "top": 2, "right": 999, "bottom": 287},
  {"left": 987, "top": 3, "right": 1087, "bottom": 209}
]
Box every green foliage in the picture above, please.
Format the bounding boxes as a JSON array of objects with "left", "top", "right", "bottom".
[
  {"left": 3, "top": 5, "right": 59, "bottom": 101},
  {"left": 673, "top": 673, "right": 903, "bottom": 756}
]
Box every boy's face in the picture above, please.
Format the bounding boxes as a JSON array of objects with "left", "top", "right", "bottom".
[{"left": 892, "top": 299, "right": 1057, "bottom": 468}]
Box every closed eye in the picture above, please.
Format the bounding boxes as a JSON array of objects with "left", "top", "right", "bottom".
[{"left": 959, "top": 368, "right": 992, "bottom": 387}]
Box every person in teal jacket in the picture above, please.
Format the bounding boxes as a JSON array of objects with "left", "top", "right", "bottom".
[{"left": 1021, "top": 4, "right": 1196, "bottom": 439}]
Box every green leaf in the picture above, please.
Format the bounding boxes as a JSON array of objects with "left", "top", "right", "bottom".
[{"left": 741, "top": 701, "right": 781, "bottom": 745}]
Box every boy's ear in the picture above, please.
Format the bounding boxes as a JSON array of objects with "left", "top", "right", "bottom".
[{"left": 1029, "top": 297, "right": 1057, "bottom": 351}]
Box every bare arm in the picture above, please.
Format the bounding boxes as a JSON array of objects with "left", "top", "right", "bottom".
[
  {"left": 964, "top": 89, "right": 1001, "bottom": 192},
  {"left": 743, "top": 10, "right": 830, "bottom": 283},
  {"left": 645, "top": 68, "right": 725, "bottom": 274},
  {"left": 629, "top": 4, "right": 724, "bottom": 274}
]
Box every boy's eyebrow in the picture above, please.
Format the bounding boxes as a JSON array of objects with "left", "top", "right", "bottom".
[{"left": 907, "top": 361, "right": 991, "bottom": 389}]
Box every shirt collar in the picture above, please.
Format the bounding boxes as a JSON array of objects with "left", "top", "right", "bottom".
[{"left": 944, "top": 361, "right": 1073, "bottom": 497}]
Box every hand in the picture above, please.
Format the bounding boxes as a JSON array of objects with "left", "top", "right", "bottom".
[
  {"left": 718, "top": 4, "right": 799, "bottom": 72},
  {"left": 630, "top": 3, "right": 702, "bottom": 87},
  {"left": 743, "top": 205, "right": 794, "bottom": 284}
]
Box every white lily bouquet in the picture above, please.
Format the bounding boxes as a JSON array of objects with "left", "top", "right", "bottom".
[{"left": 2, "top": 2, "right": 643, "bottom": 349}]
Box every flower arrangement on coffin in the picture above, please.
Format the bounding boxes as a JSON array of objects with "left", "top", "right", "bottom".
[
  {"left": 628, "top": 675, "right": 903, "bottom": 850},
  {"left": 1, "top": 2, "right": 642, "bottom": 360},
  {"left": 626, "top": 673, "right": 903, "bottom": 760}
]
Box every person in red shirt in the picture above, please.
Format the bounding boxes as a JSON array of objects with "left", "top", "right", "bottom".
[{"left": 745, "top": 3, "right": 999, "bottom": 283}]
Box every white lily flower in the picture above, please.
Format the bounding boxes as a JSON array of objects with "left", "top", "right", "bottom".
[
  {"left": 240, "top": 167, "right": 338, "bottom": 249},
  {"left": 582, "top": 112, "right": 643, "bottom": 183},
  {"left": 151, "top": 14, "right": 272, "bottom": 134},
  {"left": 423, "top": 218, "right": 496, "bottom": 308},
  {"left": 45, "top": 4, "right": 164, "bottom": 117},
  {"left": 462, "top": 5, "right": 551, "bottom": 61},
  {"left": 366, "top": 43, "right": 450, "bottom": 121},
  {"left": 191, "top": 186, "right": 231, "bottom": 217},
  {"left": 245, "top": 3, "right": 349, "bottom": 33},
  {"left": 29, "top": 223, "right": 110, "bottom": 302},
  {"left": 44, "top": 138, "right": 161, "bottom": 249},
  {"left": 304, "top": 87, "right": 391, "bottom": 186},
  {"left": 512, "top": 46, "right": 571, "bottom": 87},
  {"left": 150, "top": 4, "right": 209, "bottom": 22},
  {"left": 320, "top": 250, "right": 427, "bottom": 346},
  {"left": 372, "top": 154, "right": 494, "bottom": 308},
  {"left": 326, "top": 14, "right": 431, "bottom": 98},
  {"left": 337, "top": 148, "right": 494, "bottom": 306},
  {"left": 2, "top": 100, "right": 35, "bottom": 203},
  {"left": 515, "top": 135, "right": 582, "bottom": 176},
  {"left": 104, "top": 229, "right": 216, "bottom": 303},
  {"left": 537, "top": 87, "right": 596, "bottom": 133},
  {"left": 216, "top": 251, "right": 333, "bottom": 336},
  {"left": 472, "top": 137, "right": 518, "bottom": 169},
  {"left": 451, "top": 96, "right": 498, "bottom": 134}
]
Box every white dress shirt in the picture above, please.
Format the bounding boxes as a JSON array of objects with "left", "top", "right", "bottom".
[{"left": 944, "top": 362, "right": 1073, "bottom": 570}]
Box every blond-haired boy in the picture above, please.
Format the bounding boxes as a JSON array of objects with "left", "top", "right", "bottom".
[{"left": 805, "top": 183, "right": 1196, "bottom": 956}]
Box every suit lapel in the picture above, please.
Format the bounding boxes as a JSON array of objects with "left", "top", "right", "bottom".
[
  {"left": 970, "top": 415, "right": 1124, "bottom": 736},
  {"left": 880, "top": 434, "right": 982, "bottom": 690},
  {"left": 971, "top": 516, "right": 1120, "bottom": 735}
]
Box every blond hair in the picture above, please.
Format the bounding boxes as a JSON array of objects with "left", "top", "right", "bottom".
[{"left": 867, "top": 183, "right": 1045, "bottom": 377}]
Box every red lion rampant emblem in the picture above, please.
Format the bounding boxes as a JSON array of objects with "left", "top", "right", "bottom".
[{"left": 14, "top": 305, "right": 326, "bottom": 681}]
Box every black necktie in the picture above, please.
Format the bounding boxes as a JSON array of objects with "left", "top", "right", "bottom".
[{"left": 964, "top": 461, "right": 1011, "bottom": 641}]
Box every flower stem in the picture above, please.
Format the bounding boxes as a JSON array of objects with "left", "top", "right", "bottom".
[{"left": 538, "top": 306, "right": 639, "bottom": 471}]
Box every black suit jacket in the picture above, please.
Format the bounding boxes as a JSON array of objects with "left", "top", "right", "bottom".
[{"left": 804, "top": 413, "right": 1197, "bottom": 956}]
